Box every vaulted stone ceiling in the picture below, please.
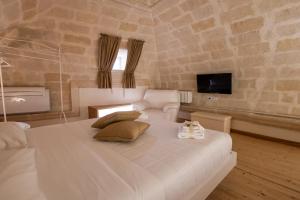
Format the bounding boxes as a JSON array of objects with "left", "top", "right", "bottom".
[
  {"left": 116, "top": 0, "right": 162, "bottom": 8},
  {"left": 129, "top": 0, "right": 162, "bottom": 7}
]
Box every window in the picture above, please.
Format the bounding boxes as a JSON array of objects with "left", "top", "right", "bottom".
[{"left": 112, "top": 49, "right": 128, "bottom": 70}]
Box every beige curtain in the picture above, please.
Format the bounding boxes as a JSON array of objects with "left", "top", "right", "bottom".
[
  {"left": 122, "top": 39, "right": 144, "bottom": 88},
  {"left": 97, "top": 34, "right": 121, "bottom": 88}
]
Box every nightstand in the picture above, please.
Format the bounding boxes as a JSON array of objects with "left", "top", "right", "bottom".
[{"left": 191, "top": 111, "right": 232, "bottom": 133}]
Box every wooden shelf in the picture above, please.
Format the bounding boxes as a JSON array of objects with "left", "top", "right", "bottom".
[
  {"left": 181, "top": 105, "right": 300, "bottom": 131},
  {"left": 0, "top": 111, "right": 79, "bottom": 122},
  {"left": 88, "top": 103, "right": 131, "bottom": 119},
  {"left": 191, "top": 111, "right": 232, "bottom": 133}
]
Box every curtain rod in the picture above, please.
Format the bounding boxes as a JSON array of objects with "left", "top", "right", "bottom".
[{"left": 100, "top": 34, "right": 145, "bottom": 43}]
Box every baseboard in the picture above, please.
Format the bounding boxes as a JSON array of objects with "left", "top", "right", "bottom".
[
  {"left": 232, "top": 129, "right": 300, "bottom": 147},
  {"left": 231, "top": 119, "right": 300, "bottom": 143}
]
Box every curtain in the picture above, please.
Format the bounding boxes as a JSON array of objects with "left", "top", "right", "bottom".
[
  {"left": 97, "top": 34, "right": 121, "bottom": 88},
  {"left": 122, "top": 39, "right": 144, "bottom": 88}
]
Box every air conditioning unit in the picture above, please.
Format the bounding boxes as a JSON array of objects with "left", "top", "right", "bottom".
[{"left": 0, "top": 87, "right": 50, "bottom": 115}]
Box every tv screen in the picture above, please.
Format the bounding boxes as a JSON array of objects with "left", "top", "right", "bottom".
[{"left": 197, "top": 73, "right": 232, "bottom": 94}]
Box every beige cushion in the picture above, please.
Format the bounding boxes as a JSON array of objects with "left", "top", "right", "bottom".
[
  {"left": 91, "top": 111, "right": 141, "bottom": 129},
  {"left": 93, "top": 121, "right": 150, "bottom": 142},
  {"left": 0, "top": 122, "right": 27, "bottom": 150}
]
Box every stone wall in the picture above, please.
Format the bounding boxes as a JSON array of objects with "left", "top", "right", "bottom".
[
  {"left": 1, "top": 0, "right": 300, "bottom": 120},
  {"left": 152, "top": 0, "right": 300, "bottom": 117},
  {"left": 0, "top": 0, "right": 159, "bottom": 119}
]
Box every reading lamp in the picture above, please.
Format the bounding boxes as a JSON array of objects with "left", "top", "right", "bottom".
[{"left": 0, "top": 56, "right": 11, "bottom": 122}]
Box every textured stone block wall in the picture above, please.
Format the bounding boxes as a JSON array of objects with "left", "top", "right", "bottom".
[
  {"left": 1, "top": 0, "right": 300, "bottom": 119},
  {"left": 152, "top": 0, "right": 300, "bottom": 117},
  {"left": 0, "top": 0, "right": 159, "bottom": 117}
]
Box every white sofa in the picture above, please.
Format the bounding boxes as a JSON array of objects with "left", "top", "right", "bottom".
[{"left": 133, "top": 89, "right": 180, "bottom": 122}]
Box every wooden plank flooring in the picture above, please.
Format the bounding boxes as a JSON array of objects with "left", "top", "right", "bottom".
[{"left": 207, "top": 133, "right": 300, "bottom": 200}]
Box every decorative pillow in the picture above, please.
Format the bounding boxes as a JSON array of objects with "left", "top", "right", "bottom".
[
  {"left": 91, "top": 111, "right": 141, "bottom": 129},
  {"left": 0, "top": 148, "right": 47, "bottom": 200},
  {"left": 132, "top": 100, "right": 151, "bottom": 111},
  {"left": 162, "top": 102, "right": 180, "bottom": 112},
  {"left": 0, "top": 122, "right": 27, "bottom": 150},
  {"left": 93, "top": 121, "right": 150, "bottom": 142}
]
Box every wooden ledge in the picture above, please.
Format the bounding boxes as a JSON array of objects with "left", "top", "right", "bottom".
[
  {"left": 0, "top": 111, "right": 80, "bottom": 122},
  {"left": 181, "top": 105, "right": 300, "bottom": 131},
  {"left": 232, "top": 129, "right": 300, "bottom": 147},
  {"left": 88, "top": 103, "right": 132, "bottom": 118}
]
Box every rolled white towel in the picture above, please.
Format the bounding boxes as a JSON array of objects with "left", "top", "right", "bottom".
[
  {"left": 178, "top": 131, "right": 205, "bottom": 139},
  {"left": 178, "top": 127, "right": 205, "bottom": 139},
  {"left": 182, "top": 122, "right": 205, "bottom": 132}
]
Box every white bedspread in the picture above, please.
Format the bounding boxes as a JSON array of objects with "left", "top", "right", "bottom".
[{"left": 27, "top": 118, "right": 232, "bottom": 200}]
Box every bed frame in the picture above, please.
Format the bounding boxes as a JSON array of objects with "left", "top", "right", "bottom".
[{"left": 189, "top": 151, "right": 237, "bottom": 200}]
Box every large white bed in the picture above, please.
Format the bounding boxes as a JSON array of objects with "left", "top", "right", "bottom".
[{"left": 26, "top": 117, "right": 236, "bottom": 200}]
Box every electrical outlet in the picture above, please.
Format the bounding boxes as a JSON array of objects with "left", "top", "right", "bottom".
[{"left": 207, "top": 96, "right": 218, "bottom": 101}]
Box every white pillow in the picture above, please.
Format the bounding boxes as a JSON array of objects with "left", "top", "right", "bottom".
[
  {"left": 0, "top": 122, "right": 27, "bottom": 150},
  {"left": 143, "top": 89, "right": 179, "bottom": 109},
  {"left": 162, "top": 102, "right": 180, "bottom": 112},
  {"left": 133, "top": 100, "right": 150, "bottom": 111},
  {"left": 0, "top": 148, "right": 47, "bottom": 200}
]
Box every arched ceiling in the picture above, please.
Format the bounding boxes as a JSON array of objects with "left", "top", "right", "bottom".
[{"left": 113, "top": 0, "right": 162, "bottom": 8}]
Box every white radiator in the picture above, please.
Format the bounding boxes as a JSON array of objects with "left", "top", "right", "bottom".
[
  {"left": 0, "top": 87, "right": 50, "bottom": 115},
  {"left": 179, "top": 91, "right": 193, "bottom": 103}
]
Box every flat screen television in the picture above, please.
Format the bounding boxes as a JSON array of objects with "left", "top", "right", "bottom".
[{"left": 197, "top": 73, "right": 232, "bottom": 94}]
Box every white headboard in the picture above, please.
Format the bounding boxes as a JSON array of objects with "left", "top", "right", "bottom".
[{"left": 78, "top": 87, "right": 147, "bottom": 118}]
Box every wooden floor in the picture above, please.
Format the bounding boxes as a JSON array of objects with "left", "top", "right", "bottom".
[{"left": 207, "top": 133, "right": 300, "bottom": 200}]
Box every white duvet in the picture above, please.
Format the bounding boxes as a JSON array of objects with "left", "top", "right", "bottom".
[
  {"left": 27, "top": 118, "right": 232, "bottom": 200},
  {"left": 0, "top": 149, "right": 46, "bottom": 200}
]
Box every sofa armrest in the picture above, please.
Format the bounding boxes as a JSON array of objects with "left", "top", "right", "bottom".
[
  {"left": 132, "top": 100, "right": 151, "bottom": 111},
  {"left": 162, "top": 102, "right": 180, "bottom": 113}
]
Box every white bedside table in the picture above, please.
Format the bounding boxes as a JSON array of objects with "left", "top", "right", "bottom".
[{"left": 191, "top": 111, "right": 232, "bottom": 133}]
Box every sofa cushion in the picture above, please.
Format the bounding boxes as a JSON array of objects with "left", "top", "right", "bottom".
[
  {"left": 162, "top": 102, "right": 180, "bottom": 112},
  {"left": 143, "top": 90, "right": 179, "bottom": 109},
  {"left": 132, "top": 100, "right": 150, "bottom": 111}
]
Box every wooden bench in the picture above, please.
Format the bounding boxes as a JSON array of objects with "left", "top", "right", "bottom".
[{"left": 191, "top": 111, "right": 232, "bottom": 134}]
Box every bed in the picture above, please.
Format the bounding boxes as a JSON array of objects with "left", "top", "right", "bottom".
[{"left": 26, "top": 117, "right": 236, "bottom": 200}]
